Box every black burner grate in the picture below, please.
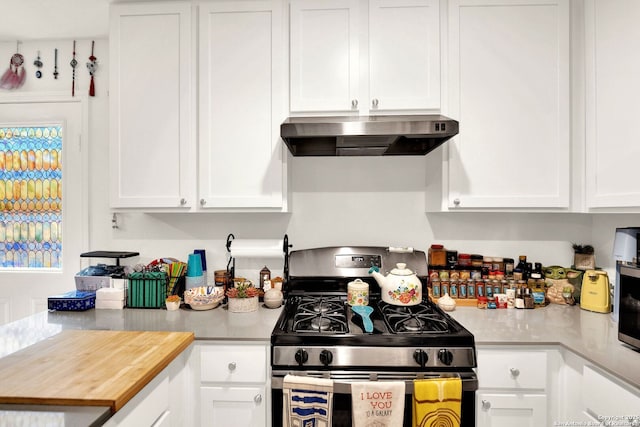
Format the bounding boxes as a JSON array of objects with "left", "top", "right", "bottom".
[
  {"left": 292, "top": 296, "right": 348, "bottom": 333},
  {"left": 379, "top": 301, "right": 450, "bottom": 334}
]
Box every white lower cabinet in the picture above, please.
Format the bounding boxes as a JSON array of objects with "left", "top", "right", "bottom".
[
  {"left": 580, "top": 365, "right": 640, "bottom": 421},
  {"left": 103, "top": 345, "right": 194, "bottom": 427},
  {"left": 201, "top": 386, "right": 267, "bottom": 426},
  {"left": 476, "top": 392, "right": 546, "bottom": 427},
  {"left": 197, "top": 342, "right": 270, "bottom": 427},
  {"left": 476, "top": 347, "right": 549, "bottom": 426}
]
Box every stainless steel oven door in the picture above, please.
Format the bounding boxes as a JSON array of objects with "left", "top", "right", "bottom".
[{"left": 271, "top": 370, "right": 477, "bottom": 427}]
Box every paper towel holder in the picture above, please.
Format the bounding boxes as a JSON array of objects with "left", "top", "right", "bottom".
[{"left": 225, "top": 233, "right": 292, "bottom": 280}]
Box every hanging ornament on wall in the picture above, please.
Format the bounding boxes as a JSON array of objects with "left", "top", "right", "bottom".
[
  {"left": 33, "top": 51, "right": 43, "bottom": 79},
  {"left": 0, "top": 41, "right": 26, "bottom": 90},
  {"left": 70, "top": 40, "right": 77, "bottom": 96},
  {"left": 53, "top": 48, "right": 59, "bottom": 79},
  {"left": 86, "top": 40, "right": 97, "bottom": 97}
]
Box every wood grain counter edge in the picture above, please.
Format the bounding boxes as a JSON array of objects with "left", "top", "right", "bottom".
[{"left": 0, "top": 330, "right": 195, "bottom": 412}]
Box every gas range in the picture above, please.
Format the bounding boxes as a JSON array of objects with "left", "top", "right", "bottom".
[
  {"left": 270, "top": 246, "right": 477, "bottom": 371},
  {"left": 270, "top": 246, "right": 478, "bottom": 427}
]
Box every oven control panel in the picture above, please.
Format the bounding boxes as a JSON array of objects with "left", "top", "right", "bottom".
[
  {"left": 273, "top": 346, "right": 476, "bottom": 369},
  {"left": 335, "top": 254, "right": 381, "bottom": 269}
]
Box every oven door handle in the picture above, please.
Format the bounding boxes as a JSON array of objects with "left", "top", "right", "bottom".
[{"left": 271, "top": 371, "right": 478, "bottom": 393}]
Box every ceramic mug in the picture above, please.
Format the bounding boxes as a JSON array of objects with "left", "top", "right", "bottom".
[{"left": 347, "top": 279, "right": 369, "bottom": 306}]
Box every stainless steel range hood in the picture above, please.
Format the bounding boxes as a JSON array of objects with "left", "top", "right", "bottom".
[{"left": 280, "top": 114, "right": 458, "bottom": 156}]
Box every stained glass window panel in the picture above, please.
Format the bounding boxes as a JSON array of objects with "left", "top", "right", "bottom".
[{"left": 0, "top": 126, "right": 62, "bottom": 269}]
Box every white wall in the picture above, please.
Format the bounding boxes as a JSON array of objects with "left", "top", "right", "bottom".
[{"left": 2, "top": 20, "right": 639, "bottom": 293}]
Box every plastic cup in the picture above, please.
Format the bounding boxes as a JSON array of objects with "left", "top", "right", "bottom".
[
  {"left": 187, "top": 253, "right": 203, "bottom": 277},
  {"left": 194, "top": 249, "right": 207, "bottom": 272}
]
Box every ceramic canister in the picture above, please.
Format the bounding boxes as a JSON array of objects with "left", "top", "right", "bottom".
[{"left": 347, "top": 279, "right": 369, "bottom": 306}]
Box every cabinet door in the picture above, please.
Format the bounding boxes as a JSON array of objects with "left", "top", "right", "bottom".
[
  {"left": 585, "top": 0, "right": 640, "bottom": 209},
  {"left": 289, "top": 0, "right": 360, "bottom": 113},
  {"left": 109, "top": 2, "right": 194, "bottom": 209},
  {"left": 369, "top": 0, "right": 440, "bottom": 111},
  {"left": 582, "top": 365, "right": 640, "bottom": 417},
  {"left": 477, "top": 392, "right": 547, "bottom": 427},
  {"left": 201, "top": 386, "right": 266, "bottom": 427},
  {"left": 198, "top": 0, "right": 287, "bottom": 209},
  {"left": 446, "top": 0, "right": 570, "bottom": 209}
]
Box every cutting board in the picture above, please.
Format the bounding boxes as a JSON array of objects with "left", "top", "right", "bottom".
[{"left": 0, "top": 330, "right": 194, "bottom": 411}]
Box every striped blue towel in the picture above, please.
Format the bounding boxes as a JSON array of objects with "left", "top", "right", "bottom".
[{"left": 283, "top": 374, "right": 334, "bottom": 427}]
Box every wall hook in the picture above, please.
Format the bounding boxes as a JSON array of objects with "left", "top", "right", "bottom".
[{"left": 112, "top": 213, "right": 119, "bottom": 229}]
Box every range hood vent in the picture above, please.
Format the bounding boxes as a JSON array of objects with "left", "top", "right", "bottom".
[{"left": 280, "top": 115, "right": 458, "bottom": 156}]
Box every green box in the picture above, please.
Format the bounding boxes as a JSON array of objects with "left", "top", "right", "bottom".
[{"left": 126, "top": 272, "right": 168, "bottom": 308}]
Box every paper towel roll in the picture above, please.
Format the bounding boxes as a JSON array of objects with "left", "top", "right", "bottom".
[{"left": 229, "top": 239, "right": 284, "bottom": 259}]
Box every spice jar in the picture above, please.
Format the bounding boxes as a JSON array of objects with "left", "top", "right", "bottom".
[
  {"left": 431, "top": 278, "right": 441, "bottom": 298},
  {"left": 475, "top": 279, "right": 485, "bottom": 298},
  {"left": 477, "top": 296, "right": 488, "bottom": 309},
  {"left": 428, "top": 244, "right": 447, "bottom": 267},
  {"left": 471, "top": 254, "right": 484, "bottom": 268},
  {"left": 466, "top": 279, "right": 475, "bottom": 298},
  {"left": 458, "top": 253, "right": 471, "bottom": 266}
]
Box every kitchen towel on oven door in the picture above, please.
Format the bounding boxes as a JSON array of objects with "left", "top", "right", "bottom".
[
  {"left": 412, "top": 377, "right": 462, "bottom": 427},
  {"left": 283, "top": 375, "right": 334, "bottom": 427},
  {"left": 351, "top": 381, "right": 405, "bottom": 427}
]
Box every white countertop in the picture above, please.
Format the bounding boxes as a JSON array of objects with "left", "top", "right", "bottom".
[
  {"left": 447, "top": 304, "right": 640, "bottom": 390},
  {"left": 0, "top": 302, "right": 638, "bottom": 405}
]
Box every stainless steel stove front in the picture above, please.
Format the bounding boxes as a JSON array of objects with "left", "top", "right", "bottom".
[{"left": 272, "top": 345, "right": 476, "bottom": 369}]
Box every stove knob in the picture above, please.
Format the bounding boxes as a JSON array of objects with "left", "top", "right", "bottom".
[
  {"left": 319, "top": 350, "right": 333, "bottom": 366},
  {"left": 295, "top": 349, "right": 308, "bottom": 366},
  {"left": 438, "top": 349, "right": 454, "bottom": 366},
  {"left": 413, "top": 349, "right": 429, "bottom": 367}
]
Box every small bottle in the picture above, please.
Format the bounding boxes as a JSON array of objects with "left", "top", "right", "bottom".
[
  {"left": 504, "top": 258, "right": 515, "bottom": 279},
  {"left": 259, "top": 266, "right": 271, "bottom": 301},
  {"left": 450, "top": 280, "right": 458, "bottom": 299},
  {"left": 467, "top": 279, "right": 476, "bottom": 298},
  {"left": 514, "top": 255, "right": 527, "bottom": 281},
  {"left": 515, "top": 281, "right": 526, "bottom": 309},
  {"left": 431, "top": 278, "right": 441, "bottom": 298},
  {"left": 441, "top": 280, "right": 450, "bottom": 297},
  {"left": 485, "top": 279, "right": 494, "bottom": 298},
  {"left": 524, "top": 288, "right": 535, "bottom": 309},
  {"left": 530, "top": 262, "right": 543, "bottom": 280},
  {"left": 459, "top": 280, "right": 467, "bottom": 299},
  {"left": 476, "top": 279, "right": 485, "bottom": 298}
]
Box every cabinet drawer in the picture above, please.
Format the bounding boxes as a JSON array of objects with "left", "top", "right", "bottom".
[
  {"left": 583, "top": 365, "right": 640, "bottom": 416},
  {"left": 477, "top": 349, "right": 547, "bottom": 390},
  {"left": 200, "top": 344, "right": 267, "bottom": 383}
]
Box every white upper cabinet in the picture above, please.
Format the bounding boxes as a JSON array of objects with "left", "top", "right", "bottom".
[
  {"left": 368, "top": 0, "right": 441, "bottom": 112},
  {"left": 110, "top": 1, "right": 287, "bottom": 211},
  {"left": 289, "top": 0, "right": 360, "bottom": 113},
  {"left": 109, "top": 2, "right": 194, "bottom": 209},
  {"left": 585, "top": 0, "right": 640, "bottom": 210},
  {"left": 289, "top": 0, "right": 440, "bottom": 114},
  {"left": 444, "top": 0, "right": 570, "bottom": 210},
  {"left": 198, "top": 0, "right": 287, "bottom": 209}
]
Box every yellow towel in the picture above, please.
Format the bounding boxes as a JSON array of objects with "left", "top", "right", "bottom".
[{"left": 412, "top": 377, "right": 462, "bottom": 427}]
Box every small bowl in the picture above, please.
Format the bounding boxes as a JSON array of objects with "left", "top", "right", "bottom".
[
  {"left": 166, "top": 300, "right": 180, "bottom": 311},
  {"left": 184, "top": 286, "right": 224, "bottom": 311}
]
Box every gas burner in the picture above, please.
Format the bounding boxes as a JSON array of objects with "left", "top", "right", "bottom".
[
  {"left": 311, "top": 317, "right": 331, "bottom": 331},
  {"left": 379, "top": 301, "right": 450, "bottom": 334},
  {"left": 291, "top": 295, "right": 348, "bottom": 334}
]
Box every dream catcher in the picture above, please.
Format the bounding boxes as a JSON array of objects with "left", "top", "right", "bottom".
[
  {"left": 0, "top": 43, "right": 26, "bottom": 90},
  {"left": 86, "top": 40, "right": 97, "bottom": 96}
]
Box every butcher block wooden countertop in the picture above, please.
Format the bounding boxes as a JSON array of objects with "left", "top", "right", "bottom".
[{"left": 0, "top": 329, "right": 194, "bottom": 412}]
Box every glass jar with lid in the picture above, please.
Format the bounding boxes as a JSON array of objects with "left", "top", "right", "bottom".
[{"left": 428, "top": 244, "right": 447, "bottom": 267}]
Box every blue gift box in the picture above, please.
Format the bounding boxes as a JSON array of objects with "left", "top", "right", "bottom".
[{"left": 48, "top": 291, "right": 97, "bottom": 311}]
